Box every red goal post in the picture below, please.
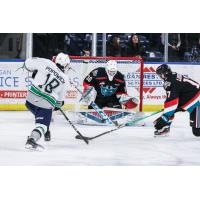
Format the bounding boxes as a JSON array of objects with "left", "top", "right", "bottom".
[{"left": 68, "top": 56, "right": 144, "bottom": 112}]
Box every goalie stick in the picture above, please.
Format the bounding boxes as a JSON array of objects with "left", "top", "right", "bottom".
[
  {"left": 70, "top": 82, "right": 118, "bottom": 126},
  {"left": 59, "top": 108, "right": 89, "bottom": 145},
  {"left": 79, "top": 86, "right": 93, "bottom": 102},
  {"left": 75, "top": 109, "right": 164, "bottom": 141}
]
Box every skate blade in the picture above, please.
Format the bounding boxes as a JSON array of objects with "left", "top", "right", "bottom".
[
  {"left": 25, "top": 144, "right": 44, "bottom": 151},
  {"left": 154, "top": 133, "right": 169, "bottom": 138}
]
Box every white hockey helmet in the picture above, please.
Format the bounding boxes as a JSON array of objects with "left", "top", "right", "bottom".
[
  {"left": 106, "top": 60, "right": 118, "bottom": 81},
  {"left": 55, "top": 52, "right": 70, "bottom": 72}
]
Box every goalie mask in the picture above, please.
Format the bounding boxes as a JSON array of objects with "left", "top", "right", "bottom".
[
  {"left": 106, "top": 60, "right": 118, "bottom": 81},
  {"left": 55, "top": 53, "right": 70, "bottom": 73}
]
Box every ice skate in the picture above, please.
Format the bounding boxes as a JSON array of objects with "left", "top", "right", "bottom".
[
  {"left": 25, "top": 137, "right": 44, "bottom": 150},
  {"left": 44, "top": 130, "right": 51, "bottom": 141},
  {"left": 154, "top": 127, "right": 170, "bottom": 138}
]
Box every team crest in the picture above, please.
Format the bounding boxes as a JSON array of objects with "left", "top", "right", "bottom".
[{"left": 100, "top": 85, "right": 117, "bottom": 96}]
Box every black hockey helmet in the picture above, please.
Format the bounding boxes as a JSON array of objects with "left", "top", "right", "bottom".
[{"left": 156, "top": 64, "right": 172, "bottom": 80}]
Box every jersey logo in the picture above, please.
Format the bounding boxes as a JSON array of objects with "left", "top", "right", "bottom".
[{"left": 100, "top": 85, "right": 117, "bottom": 96}]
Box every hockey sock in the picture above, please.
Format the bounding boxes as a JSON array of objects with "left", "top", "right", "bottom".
[{"left": 30, "top": 129, "right": 42, "bottom": 142}]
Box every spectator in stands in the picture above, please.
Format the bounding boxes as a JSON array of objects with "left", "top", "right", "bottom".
[
  {"left": 125, "top": 34, "right": 145, "bottom": 57},
  {"left": 161, "top": 33, "right": 181, "bottom": 61},
  {"left": 106, "top": 35, "right": 123, "bottom": 56},
  {"left": 81, "top": 46, "right": 91, "bottom": 56},
  {"left": 64, "top": 34, "right": 85, "bottom": 56},
  {"left": 183, "top": 34, "right": 200, "bottom": 62}
]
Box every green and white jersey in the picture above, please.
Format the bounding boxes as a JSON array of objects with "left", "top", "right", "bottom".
[{"left": 25, "top": 57, "right": 69, "bottom": 109}]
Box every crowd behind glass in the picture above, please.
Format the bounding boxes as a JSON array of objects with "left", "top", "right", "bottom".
[{"left": 0, "top": 33, "right": 200, "bottom": 62}]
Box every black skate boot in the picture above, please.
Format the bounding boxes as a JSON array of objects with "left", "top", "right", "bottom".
[
  {"left": 25, "top": 137, "right": 44, "bottom": 150},
  {"left": 44, "top": 130, "right": 51, "bottom": 141},
  {"left": 154, "top": 126, "right": 170, "bottom": 137}
]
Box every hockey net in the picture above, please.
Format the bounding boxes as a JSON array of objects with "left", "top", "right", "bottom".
[{"left": 63, "top": 56, "right": 144, "bottom": 112}]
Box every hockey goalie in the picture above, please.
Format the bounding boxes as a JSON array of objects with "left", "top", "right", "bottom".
[{"left": 76, "top": 60, "right": 144, "bottom": 126}]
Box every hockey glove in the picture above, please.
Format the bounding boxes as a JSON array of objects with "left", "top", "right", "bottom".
[
  {"left": 154, "top": 115, "right": 170, "bottom": 130},
  {"left": 153, "top": 115, "right": 170, "bottom": 137},
  {"left": 54, "top": 101, "right": 64, "bottom": 111}
]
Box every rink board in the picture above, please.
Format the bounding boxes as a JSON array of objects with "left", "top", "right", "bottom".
[{"left": 0, "top": 60, "right": 200, "bottom": 111}]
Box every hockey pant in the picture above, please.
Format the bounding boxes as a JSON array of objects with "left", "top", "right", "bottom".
[{"left": 26, "top": 101, "right": 53, "bottom": 132}]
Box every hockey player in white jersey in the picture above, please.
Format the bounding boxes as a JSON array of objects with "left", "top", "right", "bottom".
[{"left": 24, "top": 53, "right": 70, "bottom": 150}]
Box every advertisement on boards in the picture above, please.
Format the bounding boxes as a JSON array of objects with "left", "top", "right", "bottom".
[{"left": 0, "top": 61, "right": 200, "bottom": 111}]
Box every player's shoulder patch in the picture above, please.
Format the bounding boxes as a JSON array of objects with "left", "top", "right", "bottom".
[
  {"left": 163, "top": 81, "right": 171, "bottom": 90},
  {"left": 92, "top": 69, "right": 98, "bottom": 77}
]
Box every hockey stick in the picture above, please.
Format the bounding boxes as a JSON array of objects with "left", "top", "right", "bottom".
[
  {"left": 70, "top": 82, "right": 117, "bottom": 126},
  {"left": 79, "top": 86, "right": 93, "bottom": 102},
  {"left": 59, "top": 109, "right": 89, "bottom": 145},
  {"left": 75, "top": 109, "right": 164, "bottom": 141}
]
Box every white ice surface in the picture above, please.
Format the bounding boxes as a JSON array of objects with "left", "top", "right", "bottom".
[{"left": 0, "top": 111, "right": 200, "bottom": 166}]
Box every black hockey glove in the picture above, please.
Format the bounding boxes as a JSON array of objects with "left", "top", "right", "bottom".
[
  {"left": 54, "top": 101, "right": 64, "bottom": 111},
  {"left": 154, "top": 115, "right": 170, "bottom": 130}
]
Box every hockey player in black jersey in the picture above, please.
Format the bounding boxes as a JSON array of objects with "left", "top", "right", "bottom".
[
  {"left": 82, "top": 60, "right": 139, "bottom": 110},
  {"left": 154, "top": 64, "right": 200, "bottom": 137}
]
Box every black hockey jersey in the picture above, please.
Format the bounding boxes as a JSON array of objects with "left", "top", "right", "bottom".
[
  {"left": 163, "top": 72, "right": 200, "bottom": 118},
  {"left": 83, "top": 67, "right": 127, "bottom": 97}
]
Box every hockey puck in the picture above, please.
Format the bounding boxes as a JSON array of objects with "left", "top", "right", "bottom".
[
  {"left": 75, "top": 135, "right": 91, "bottom": 142},
  {"left": 75, "top": 135, "right": 82, "bottom": 139}
]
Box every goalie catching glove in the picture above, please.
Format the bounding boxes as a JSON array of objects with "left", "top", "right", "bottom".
[{"left": 119, "top": 94, "right": 139, "bottom": 109}]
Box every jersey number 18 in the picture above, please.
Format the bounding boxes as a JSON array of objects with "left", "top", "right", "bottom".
[{"left": 38, "top": 74, "right": 60, "bottom": 93}]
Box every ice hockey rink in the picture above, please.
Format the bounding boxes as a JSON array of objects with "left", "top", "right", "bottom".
[{"left": 0, "top": 110, "right": 200, "bottom": 166}]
